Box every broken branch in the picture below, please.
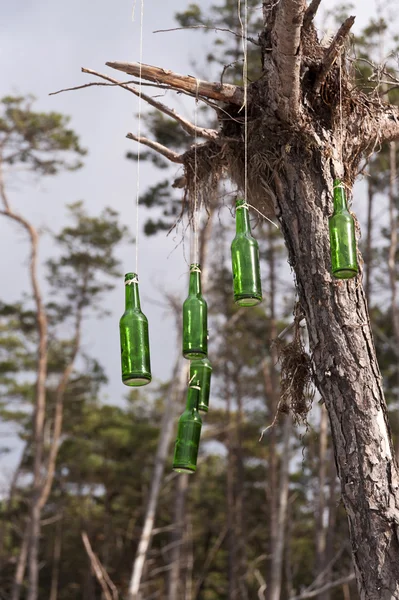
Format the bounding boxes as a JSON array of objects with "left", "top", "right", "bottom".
[
  {"left": 303, "top": 0, "right": 322, "bottom": 29},
  {"left": 78, "top": 68, "right": 219, "bottom": 140},
  {"left": 106, "top": 61, "right": 246, "bottom": 105},
  {"left": 273, "top": 0, "right": 306, "bottom": 121},
  {"left": 126, "top": 132, "right": 184, "bottom": 164},
  {"left": 314, "top": 16, "right": 356, "bottom": 94}
]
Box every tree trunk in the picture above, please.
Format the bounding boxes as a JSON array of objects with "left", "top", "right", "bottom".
[
  {"left": 268, "top": 414, "right": 291, "bottom": 600},
  {"left": 274, "top": 159, "right": 399, "bottom": 599},
  {"left": 315, "top": 405, "right": 328, "bottom": 594},
  {"left": 127, "top": 359, "right": 188, "bottom": 600},
  {"left": 364, "top": 177, "right": 374, "bottom": 307},
  {"left": 11, "top": 522, "right": 30, "bottom": 600},
  {"left": 49, "top": 516, "right": 63, "bottom": 600},
  {"left": 167, "top": 474, "right": 188, "bottom": 600}
]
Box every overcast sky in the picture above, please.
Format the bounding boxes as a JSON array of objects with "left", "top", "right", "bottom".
[{"left": 0, "top": 0, "right": 388, "bottom": 485}]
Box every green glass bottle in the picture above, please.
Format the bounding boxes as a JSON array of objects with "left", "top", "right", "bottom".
[
  {"left": 231, "top": 198, "right": 262, "bottom": 306},
  {"left": 329, "top": 180, "right": 358, "bottom": 279},
  {"left": 190, "top": 357, "right": 212, "bottom": 413},
  {"left": 182, "top": 264, "right": 208, "bottom": 359},
  {"left": 173, "top": 384, "right": 202, "bottom": 474},
  {"left": 119, "top": 273, "right": 151, "bottom": 386}
]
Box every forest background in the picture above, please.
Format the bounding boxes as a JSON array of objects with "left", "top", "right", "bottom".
[{"left": 0, "top": 0, "right": 398, "bottom": 599}]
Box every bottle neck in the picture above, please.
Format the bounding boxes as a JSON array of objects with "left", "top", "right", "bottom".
[
  {"left": 236, "top": 205, "right": 251, "bottom": 233},
  {"left": 125, "top": 282, "right": 141, "bottom": 310},
  {"left": 188, "top": 270, "right": 201, "bottom": 295},
  {"left": 185, "top": 386, "right": 200, "bottom": 411},
  {"left": 333, "top": 181, "right": 348, "bottom": 213}
]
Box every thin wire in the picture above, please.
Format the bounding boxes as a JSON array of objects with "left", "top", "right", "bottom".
[
  {"left": 238, "top": 0, "right": 248, "bottom": 205},
  {"left": 192, "top": 79, "right": 200, "bottom": 265},
  {"left": 339, "top": 55, "right": 343, "bottom": 169},
  {"left": 133, "top": 0, "right": 145, "bottom": 274}
]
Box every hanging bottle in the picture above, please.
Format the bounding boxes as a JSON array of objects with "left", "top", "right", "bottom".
[
  {"left": 190, "top": 357, "right": 212, "bottom": 413},
  {"left": 231, "top": 198, "right": 262, "bottom": 306},
  {"left": 182, "top": 264, "right": 208, "bottom": 359},
  {"left": 173, "top": 383, "right": 202, "bottom": 473},
  {"left": 119, "top": 273, "right": 151, "bottom": 386},
  {"left": 329, "top": 180, "right": 358, "bottom": 279}
]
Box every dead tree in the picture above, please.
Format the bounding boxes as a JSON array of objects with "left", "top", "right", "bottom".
[{"left": 68, "top": 1, "right": 399, "bottom": 597}]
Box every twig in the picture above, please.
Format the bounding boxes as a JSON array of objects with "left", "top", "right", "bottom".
[
  {"left": 314, "top": 16, "right": 356, "bottom": 94},
  {"left": 126, "top": 132, "right": 184, "bottom": 163},
  {"left": 106, "top": 61, "right": 246, "bottom": 105},
  {"left": 81, "top": 531, "right": 118, "bottom": 600},
  {"left": 153, "top": 25, "right": 259, "bottom": 45},
  {"left": 289, "top": 574, "right": 355, "bottom": 600},
  {"left": 77, "top": 68, "right": 219, "bottom": 140}
]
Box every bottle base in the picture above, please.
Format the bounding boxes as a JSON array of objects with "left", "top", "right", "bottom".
[
  {"left": 234, "top": 295, "right": 262, "bottom": 307},
  {"left": 198, "top": 405, "right": 208, "bottom": 413},
  {"left": 173, "top": 465, "right": 196, "bottom": 474},
  {"left": 122, "top": 374, "right": 151, "bottom": 387},
  {"left": 332, "top": 268, "right": 357, "bottom": 280}
]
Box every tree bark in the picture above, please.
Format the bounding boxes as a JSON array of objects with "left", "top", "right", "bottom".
[{"left": 274, "top": 159, "right": 399, "bottom": 599}]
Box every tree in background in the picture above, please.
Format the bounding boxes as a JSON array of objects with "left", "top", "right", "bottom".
[{"left": 0, "top": 96, "right": 129, "bottom": 600}]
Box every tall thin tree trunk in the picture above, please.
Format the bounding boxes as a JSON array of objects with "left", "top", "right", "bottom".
[
  {"left": 11, "top": 522, "right": 30, "bottom": 600},
  {"left": 364, "top": 177, "right": 374, "bottom": 307},
  {"left": 127, "top": 359, "right": 188, "bottom": 600},
  {"left": 167, "top": 474, "right": 189, "bottom": 600},
  {"left": 235, "top": 383, "right": 249, "bottom": 600},
  {"left": 49, "top": 516, "right": 63, "bottom": 600},
  {"left": 268, "top": 414, "right": 291, "bottom": 600},
  {"left": 315, "top": 405, "right": 328, "bottom": 587},
  {"left": 0, "top": 160, "right": 48, "bottom": 600},
  {"left": 226, "top": 367, "right": 238, "bottom": 600}
]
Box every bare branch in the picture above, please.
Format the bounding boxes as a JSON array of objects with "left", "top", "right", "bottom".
[
  {"left": 50, "top": 80, "right": 175, "bottom": 96},
  {"left": 314, "top": 16, "right": 356, "bottom": 94},
  {"left": 289, "top": 574, "right": 355, "bottom": 600},
  {"left": 106, "top": 61, "right": 246, "bottom": 105},
  {"left": 153, "top": 25, "right": 259, "bottom": 45},
  {"left": 81, "top": 532, "right": 118, "bottom": 600},
  {"left": 78, "top": 68, "right": 219, "bottom": 140},
  {"left": 303, "top": 0, "right": 322, "bottom": 29},
  {"left": 126, "top": 132, "right": 184, "bottom": 164},
  {"left": 273, "top": 0, "right": 306, "bottom": 121}
]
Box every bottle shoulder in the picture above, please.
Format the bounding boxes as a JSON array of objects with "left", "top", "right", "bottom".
[
  {"left": 183, "top": 294, "right": 207, "bottom": 305},
  {"left": 231, "top": 232, "right": 259, "bottom": 250},
  {"left": 329, "top": 210, "right": 353, "bottom": 224},
  {"left": 120, "top": 309, "right": 148, "bottom": 323}
]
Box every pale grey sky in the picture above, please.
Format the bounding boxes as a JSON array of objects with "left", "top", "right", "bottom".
[{"left": 0, "top": 0, "right": 387, "bottom": 484}]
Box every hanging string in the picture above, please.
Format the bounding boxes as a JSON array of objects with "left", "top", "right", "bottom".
[
  {"left": 191, "top": 79, "right": 201, "bottom": 265},
  {"left": 238, "top": 0, "right": 248, "bottom": 206},
  {"left": 339, "top": 55, "right": 343, "bottom": 170},
  {"left": 236, "top": 201, "right": 279, "bottom": 228},
  {"left": 132, "top": 0, "right": 145, "bottom": 274}
]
